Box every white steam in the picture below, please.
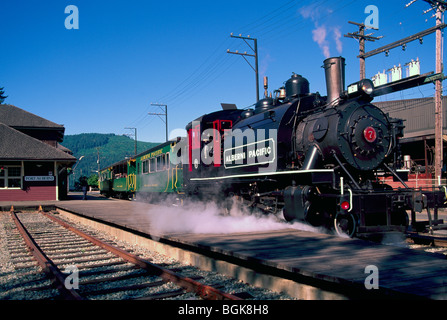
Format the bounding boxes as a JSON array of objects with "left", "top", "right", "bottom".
[
  {"left": 312, "top": 25, "right": 330, "bottom": 59},
  {"left": 141, "top": 198, "right": 324, "bottom": 237},
  {"left": 333, "top": 26, "right": 343, "bottom": 55},
  {"left": 299, "top": 4, "right": 343, "bottom": 58}
]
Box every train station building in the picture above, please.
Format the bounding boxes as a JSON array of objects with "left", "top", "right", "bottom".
[
  {"left": 376, "top": 96, "right": 447, "bottom": 179},
  {"left": 0, "top": 104, "right": 76, "bottom": 201}
]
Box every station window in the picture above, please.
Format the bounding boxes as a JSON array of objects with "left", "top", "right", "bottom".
[{"left": 0, "top": 165, "right": 22, "bottom": 189}]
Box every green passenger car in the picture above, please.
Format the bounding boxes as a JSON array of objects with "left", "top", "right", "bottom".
[
  {"left": 98, "top": 158, "right": 136, "bottom": 199},
  {"left": 134, "top": 140, "right": 183, "bottom": 199},
  {"left": 98, "top": 166, "right": 112, "bottom": 197},
  {"left": 99, "top": 139, "right": 184, "bottom": 200}
]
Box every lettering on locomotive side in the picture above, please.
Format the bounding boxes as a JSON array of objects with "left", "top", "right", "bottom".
[
  {"left": 224, "top": 138, "right": 275, "bottom": 169},
  {"left": 248, "top": 146, "right": 272, "bottom": 158},
  {"left": 225, "top": 152, "right": 246, "bottom": 163}
]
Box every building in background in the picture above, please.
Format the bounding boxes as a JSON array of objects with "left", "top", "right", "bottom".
[
  {"left": 0, "top": 104, "right": 76, "bottom": 201},
  {"left": 375, "top": 96, "right": 447, "bottom": 179}
]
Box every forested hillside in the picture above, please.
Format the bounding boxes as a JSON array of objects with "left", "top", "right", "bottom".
[{"left": 62, "top": 133, "right": 159, "bottom": 186}]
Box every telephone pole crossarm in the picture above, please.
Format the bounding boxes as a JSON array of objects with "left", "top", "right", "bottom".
[{"left": 226, "top": 50, "right": 256, "bottom": 58}]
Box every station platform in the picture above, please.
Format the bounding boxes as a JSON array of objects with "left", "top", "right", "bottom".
[{"left": 1, "top": 192, "right": 446, "bottom": 300}]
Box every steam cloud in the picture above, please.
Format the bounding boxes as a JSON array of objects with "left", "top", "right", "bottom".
[
  {"left": 299, "top": 5, "right": 343, "bottom": 58},
  {"left": 139, "top": 198, "right": 324, "bottom": 236},
  {"left": 312, "top": 25, "right": 330, "bottom": 59}
]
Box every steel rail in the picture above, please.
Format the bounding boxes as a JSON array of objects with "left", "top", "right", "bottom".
[
  {"left": 41, "top": 211, "right": 242, "bottom": 300},
  {"left": 10, "top": 211, "right": 85, "bottom": 300}
]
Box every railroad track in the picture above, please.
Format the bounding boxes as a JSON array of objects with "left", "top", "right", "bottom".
[
  {"left": 5, "top": 209, "right": 243, "bottom": 300},
  {"left": 407, "top": 231, "right": 447, "bottom": 247}
]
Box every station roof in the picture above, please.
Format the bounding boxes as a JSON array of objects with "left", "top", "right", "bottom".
[
  {"left": 0, "top": 104, "right": 65, "bottom": 130},
  {"left": 0, "top": 122, "right": 76, "bottom": 162}
]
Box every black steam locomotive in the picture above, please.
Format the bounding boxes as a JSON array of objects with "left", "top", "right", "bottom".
[{"left": 178, "top": 56, "right": 446, "bottom": 237}]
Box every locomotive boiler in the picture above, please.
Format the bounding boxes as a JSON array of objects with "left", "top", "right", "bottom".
[{"left": 182, "top": 56, "right": 446, "bottom": 237}]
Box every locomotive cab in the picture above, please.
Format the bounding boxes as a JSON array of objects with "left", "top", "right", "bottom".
[{"left": 184, "top": 109, "right": 244, "bottom": 194}]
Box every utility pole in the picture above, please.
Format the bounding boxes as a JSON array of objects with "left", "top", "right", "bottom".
[
  {"left": 149, "top": 103, "right": 168, "bottom": 142},
  {"left": 227, "top": 33, "right": 259, "bottom": 101},
  {"left": 344, "top": 21, "right": 382, "bottom": 79},
  {"left": 124, "top": 127, "right": 137, "bottom": 156},
  {"left": 433, "top": 1, "right": 445, "bottom": 182},
  {"left": 427, "top": 0, "right": 446, "bottom": 182},
  {"left": 415, "top": 0, "right": 446, "bottom": 181}
]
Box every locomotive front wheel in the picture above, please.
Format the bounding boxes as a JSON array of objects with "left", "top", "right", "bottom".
[{"left": 334, "top": 212, "right": 357, "bottom": 238}]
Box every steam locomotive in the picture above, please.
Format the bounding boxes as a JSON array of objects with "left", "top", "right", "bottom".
[{"left": 100, "top": 56, "right": 447, "bottom": 237}]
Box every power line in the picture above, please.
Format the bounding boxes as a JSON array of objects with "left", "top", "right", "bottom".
[
  {"left": 236, "top": 0, "right": 304, "bottom": 37},
  {"left": 360, "top": 23, "right": 446, "bottom": 59},
  {"left": 260, "top": 0, "right": 354, "bottom": 44},
  {"left": 126, "top": 0, "right": 359, "bottom": 138},
  {"left": 163, "top": 54, "right": 233, "bottom": 105},
  {"left": 155, "top": 37, "right": 233, "bottom": 104},
  {"left": 151, "top": 0, "right": 322, "bottom": 110},
  {"left": 234, "top": 0, "right": 300, "bottom": 35}
]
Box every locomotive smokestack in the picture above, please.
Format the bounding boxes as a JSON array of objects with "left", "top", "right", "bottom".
[{"left": 323, "top": 57, "right": 345, "bottom": 104}]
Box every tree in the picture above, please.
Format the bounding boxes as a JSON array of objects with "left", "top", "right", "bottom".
[
  {"left": 0, "top": 87, "right": 7, "bottom": 104},
  {"left": 87, "top": 174, "right": 98, "bottom": 188}
]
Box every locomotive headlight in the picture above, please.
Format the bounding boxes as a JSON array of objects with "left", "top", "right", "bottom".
[
  {"left": 347, "top": 79, "right": 374, "bottom": 98},
  {"left": 360, "top": 79, "right": 374, "bottom": 95}
]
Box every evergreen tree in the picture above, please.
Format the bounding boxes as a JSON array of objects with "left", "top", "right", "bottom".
[{"left": 0, "top": 87, "right": 7, "bottom": 104}]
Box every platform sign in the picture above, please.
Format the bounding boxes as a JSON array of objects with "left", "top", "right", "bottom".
[{"left": 25, "top": 176, "right": 55, "bottom": 181}]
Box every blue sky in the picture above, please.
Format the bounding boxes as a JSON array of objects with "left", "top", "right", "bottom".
[{"left": 1, "top": 0, "right": 445, "bottom": 143}]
